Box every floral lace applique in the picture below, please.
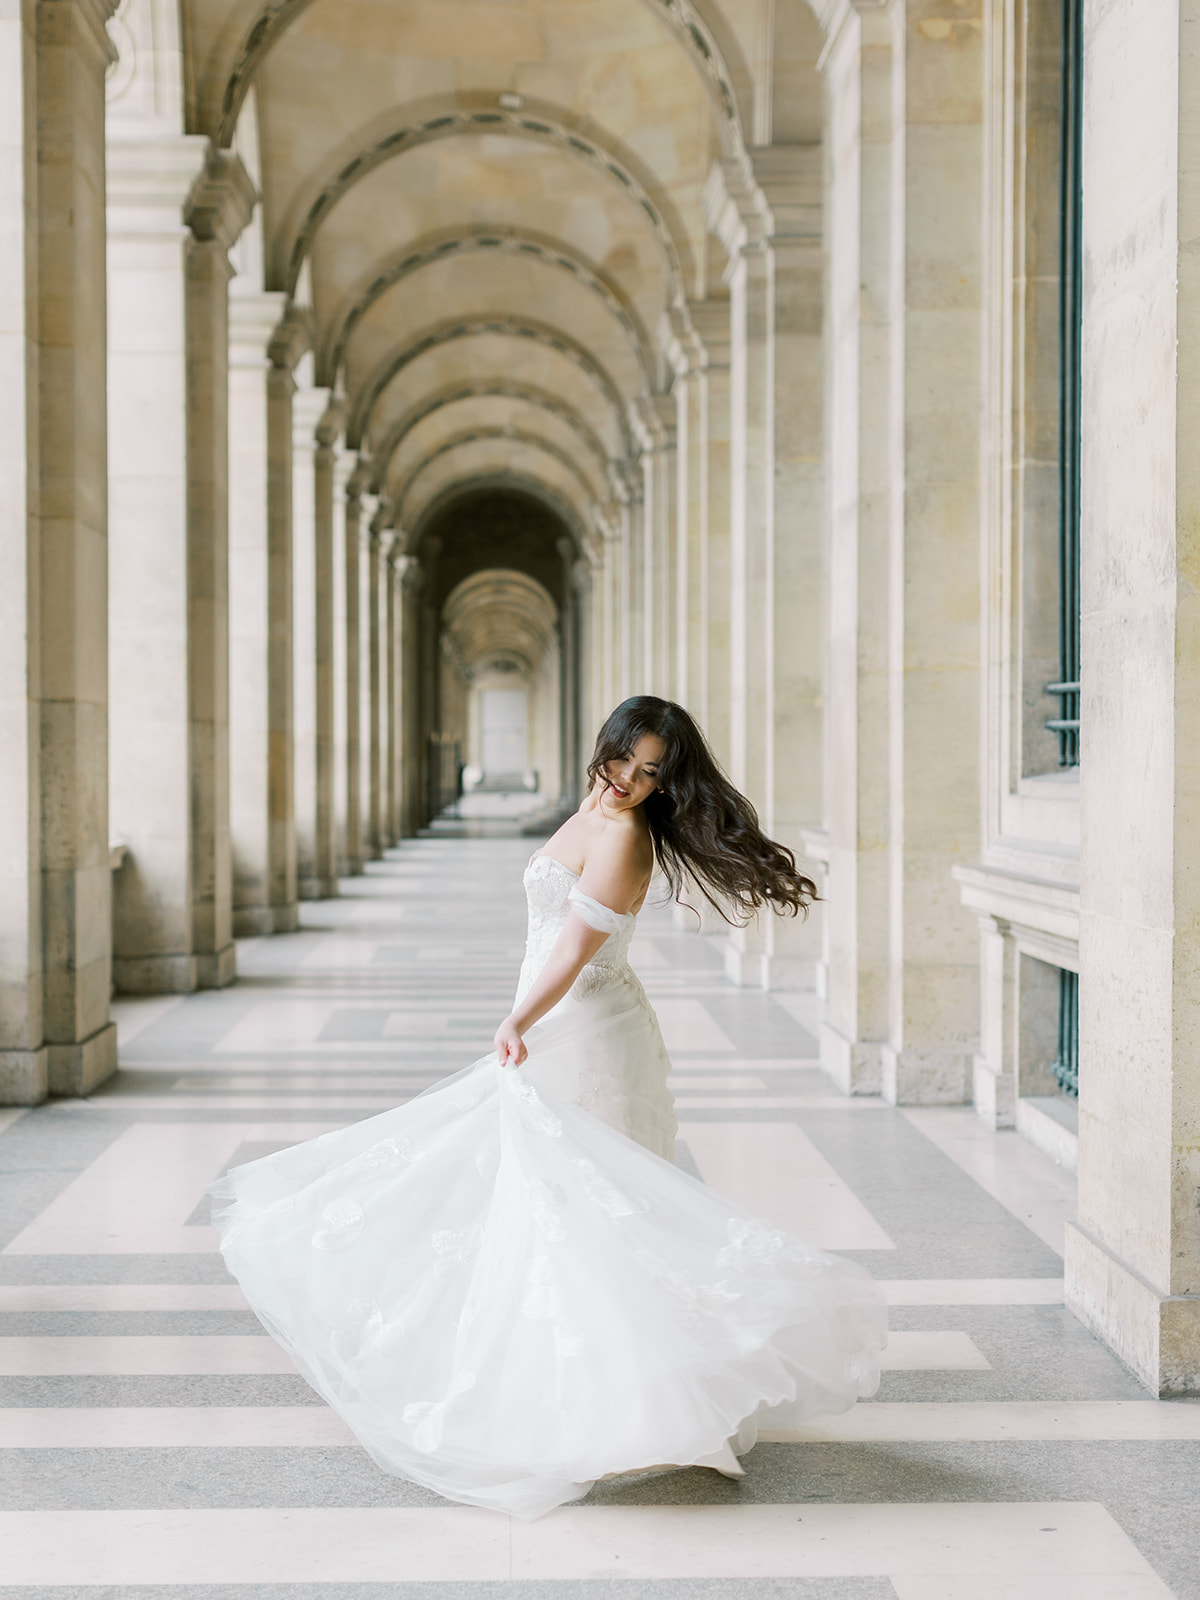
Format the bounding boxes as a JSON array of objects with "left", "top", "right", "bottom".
[
  {"left": 403, "top": 1369, "right": 476, "bottom": 1454},
  {"left": 502, "top": 1071, "right": 563, "bottom": 1137},
  {"left": 635, "top": 1247, "right": 742, "bottom": 1325},
  {"left": 717, "top": 1216, "right": 822, "bottom": 1271},
  {"left": 570, "top": 1157, "right": 645, "bottom": 1219},
  {"left": 311, "top": 1197, "right": 366, "bottom": 1252},
  {"left": 527, "top": 1179, "right": 568, "bottom": 1241},
  {"left": 342, "top": 1136, "right": 414, "bottom": 1175},
  {"left": 331, "top": 1295, "right": 384, "bottom": 1360},
  {"left": 270, "top": 1144, "right": 331, "bottom": 1185},
  {"left": 432, "top": 1224, "right": 482, "bottom": 1276},
  {"left": 450, "top": 1072, "right": 491, "bottom": 1111}
]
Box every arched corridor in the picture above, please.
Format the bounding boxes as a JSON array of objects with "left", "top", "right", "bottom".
[
  {"left": 2, "top": 835, "right": 1192, "bottom": 1594},
  {"left": 4, "top": 0, "right": 1200, "bottom": 1585}
]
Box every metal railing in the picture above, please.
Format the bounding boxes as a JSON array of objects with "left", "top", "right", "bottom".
[
  {"left": 1048, "top": 0, "right": 1083, "bottom": 769},
  {"left": 1053, "top": 967, "right": 1079, "bottom": 1098}
]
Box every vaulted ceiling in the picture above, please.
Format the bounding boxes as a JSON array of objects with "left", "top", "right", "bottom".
[{"left": 179, "top": 0, "right": 825, "bottom": 553}]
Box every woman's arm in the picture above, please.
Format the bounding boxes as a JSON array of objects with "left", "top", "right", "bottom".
[{"left": 493, "top": 828, "right": 650, "bottom": 1067}]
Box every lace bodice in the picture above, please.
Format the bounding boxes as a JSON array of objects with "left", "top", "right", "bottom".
[{"left": 518, "top": 853, "right": 637, "bottom": 1001}]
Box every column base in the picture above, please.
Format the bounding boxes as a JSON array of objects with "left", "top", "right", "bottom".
[
  {"left": 298, "top": 875, "right": 338, "bottom": 901},
  {"left": 196, "top": 943, "right": 237, "bottom": 989},
  {"left": 233, "top": 903, "right": 300, "bottom": 936},
  {"left": 881, "top": 1044, "right": 971, "bottom": 1106},
  {"left": 724, "top": 941, "right": 767, "bottom": 989},
  {"left": 0, "top": 1047, "right": 49, "bottom": 1106},
  {"left": 724, "top": 943, "right": 816, "bottom": 991},
  {"left": 972, "top": 1052, "right": 1016, "bottom": 1129},
  {"left": 344, "top": 854, "right": 365, "bottom": 877},
  {"left": 819, "top": 1022, "right": 883, "bottom": 1096},
  {"left": 47, "top": 1021, "right": 117, "bottom": 1098},
  {"left": 1065, "top": 1221, "right": 1200, "bottom": 1396},
  {"left": 113, "top": 955, "right": 199, "bottom": 995}
]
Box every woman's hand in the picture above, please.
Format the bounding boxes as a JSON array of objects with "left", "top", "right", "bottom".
[{"left": 493, "top": 1015, "right": 527, "bottom": 1069}]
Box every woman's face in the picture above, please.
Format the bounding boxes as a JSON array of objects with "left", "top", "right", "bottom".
[{"left": 600, "top": 732, "right": 667, "bottom": 812}]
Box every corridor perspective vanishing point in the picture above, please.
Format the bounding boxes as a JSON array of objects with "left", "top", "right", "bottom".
[{"left": 3, "top": 0, "right": 1200, "bottom": 1592}]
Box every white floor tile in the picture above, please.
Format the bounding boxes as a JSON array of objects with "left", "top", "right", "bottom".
[
  {"left": 682, "top": 1122, "right": 895, "bottom": 1250},
  {"left": 0, "top": 1406, "right": 354, "bottom": 1448},
  {"left": 0, "top": 1503, "right": 1168, "bottom": 1587},
  {"left": 0, "top": 1336, "right": 296, "bottom": 1376},
  {"left": 651, "top": 999, "right": 739, "bottom": 1053},
  {"left": 109, "top": 995, "right": 187, "bottom": 1046},
  {"left": 511, "top": 1502, "right": 1163, "bottom": 1581},
  {"left": 2, "top": 1123, "right": 335, "bottom": 1256},
  {"left": 881, "top": 1332, "right": 991, "bottom": 1371},
  {"left": 758, "top": 1399, "right": 1200, "bottom": 1443},
  {"left": 0, "top": 1285, "right": 249, "bottom": 1312},
  {"left": 0, "top": 1108, "right": 28, "bottom": 1137}
]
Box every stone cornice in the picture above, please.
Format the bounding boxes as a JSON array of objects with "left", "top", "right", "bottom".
[
  {"left": 184, "top": 149, "right": 257, "bottom": 252},
  {"left": 688, "top": 298, "right": 732, "bottom": 368}
]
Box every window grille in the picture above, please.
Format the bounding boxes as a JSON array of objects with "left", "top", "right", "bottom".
[
  {"left": 1048, "top": 0, "right": 1083, "bottom": 767},
  {"left": 1053, "top": 968, "right": 1079, "bottom": 1098}
]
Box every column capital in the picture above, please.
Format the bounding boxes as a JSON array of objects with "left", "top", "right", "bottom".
[
  {"left": 268, "top": 304, "right": 313, "bottom": 373},
  {"left": 750, "top": 146, "right": 822, "bottom": 246},
  {"left": 229, "top": 291, "right": 290, "bottom": 365},
  {"left": 106, "top": 134, "right": 211, "bottom": 233},
  {"left": 704, "top": 157, "right": 769, "bottom": 266},
  {"left": 183, "top": 149, "right": 256, "bottom": 253},
  {"left": 687, "top": 298, "right": 732, "bottom": 370},
  {"left": 292, "top": 383, "right": 331, "bottom": 446}
]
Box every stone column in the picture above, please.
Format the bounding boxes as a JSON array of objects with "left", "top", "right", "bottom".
[
  {"left": 557, "top": 536, "right": 580, "bottom": 801},
  {"left": 396, "top": 553, "right": 424, "bottom": 838},
  {"left": 693, "top": 302, "right": 733, "bottom": 771},
  {"left": 640, "top": 399, "right": 676, "bottom": 699},
  {"left": 330, "top": 446, "right": 354, "bottom": 877},
  {"left": 384, "top": 538, "right": 400, "bottom": 844},
  {"left": 107, "top": 141, "right": 252, "bottom": 992},
  {"left": 292, "top": 378, "right": 332, "bottom": 899},
  {"left": 879, "top": 1, "right": 983, "bottom": 1103},
  {"left": 364, "top": 510, "right": 384, "bottom": 858},
  {"left": 228, "top": 290, "right": 297, "bottom": 933},
  {"left": 667, "top": 322, "right": 704, "bottom": 714},
  {"left": 572, "top": 556, "right": 593, "bottom": 781},
  {"left": 709, "top": 161, "right": 775, "bottom": 987},
  {"left": 33, "top": 0, "right": 119, "bottom": 1093},
  {"left": 0, "top": 5, "right": 43, "bottom": 1102},
  {"left": 819, "top": 1, "right": 896, "bottom": 1094},
  {"left": 1062, "top": 0, "right": 1200, "bottom": 1394},
  {"left": 342, "top": 473, "right": 367, "bottom": 873},
  {"left": 107, "top": 135, "right": 207, "bottom": 991}
]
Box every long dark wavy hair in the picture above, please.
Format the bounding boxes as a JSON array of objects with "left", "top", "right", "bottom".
[{"left": 587, "top": 696, "right": 818, "bottom": 923}]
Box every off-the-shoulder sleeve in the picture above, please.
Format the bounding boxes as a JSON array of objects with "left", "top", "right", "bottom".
[{"left": 568, "top": 885, "right": 634, "bottom": 935}]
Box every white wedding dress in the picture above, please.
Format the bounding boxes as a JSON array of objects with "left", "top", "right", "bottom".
[{"left": 210, "top": 853, "right": 887, "bottom": 1519}]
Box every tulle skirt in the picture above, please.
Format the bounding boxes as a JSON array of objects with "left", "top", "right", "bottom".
[{"left": 210, "top": 1048, "right": 887, "bottom": 1520}]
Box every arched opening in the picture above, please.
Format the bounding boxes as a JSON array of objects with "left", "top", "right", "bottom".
[{"left": 405, "top": 485, "right": 585, "bottom": 829}]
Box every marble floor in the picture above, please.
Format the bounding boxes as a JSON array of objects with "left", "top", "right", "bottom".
[{"left": 1, "top": 834, "right": 1198, "bottom": 1599}]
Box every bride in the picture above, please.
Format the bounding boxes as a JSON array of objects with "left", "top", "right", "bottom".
[{"left": 210, "top": 695, "right": 887, "bottom": 1519}]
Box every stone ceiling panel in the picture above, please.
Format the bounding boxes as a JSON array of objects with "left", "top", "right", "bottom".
[
  {"left": 361, "top": 331, "right": 628, "bottom": 462},
  {"left": 339, "top": 250, "right": 648, "bottom": 407},
  {"left": 388, "top": 395, "right": 608, "bottom": 503},
  {"left": 398, "top": 439, "right": 589, "bottom": 529}
]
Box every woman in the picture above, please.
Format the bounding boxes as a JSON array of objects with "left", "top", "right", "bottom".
[{"left": 211, "top": 696, "right": 886, "bottom": 1520}]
